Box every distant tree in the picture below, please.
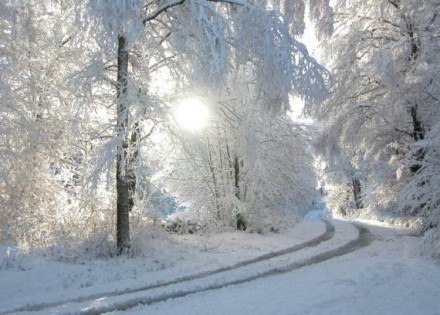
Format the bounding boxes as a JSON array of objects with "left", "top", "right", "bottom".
[{"left": 161, "top": 55, "right": 326, "bottom": 230}]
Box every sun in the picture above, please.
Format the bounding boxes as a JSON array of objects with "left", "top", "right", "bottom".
[{"left": 173, "top": 97, "right": 210, "bottom": 132}]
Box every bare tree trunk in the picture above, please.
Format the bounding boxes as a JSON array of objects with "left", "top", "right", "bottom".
[
  {"left": 207, "top": 138, "right": 221, "bottom": 220},
  {"left": 406, "top": 21, "right": 425, "bottom": 173},
  {"left": 233, "top": 155, "right": 240, "bottom": 200},
  {"left": 388, "top": 0, "right": 425, "bottom": 174},
  {"left": 352, "top": 178, "right": 364, "bottom": 210},
  {"left": 128, "top": 121, "right": 140, "bottom": 211},
  {"left": 116, "top": 35, "right": 130, "bottom": 254},
  {"left": 234, "top": 155, "right": 246, "bottom": 230}
]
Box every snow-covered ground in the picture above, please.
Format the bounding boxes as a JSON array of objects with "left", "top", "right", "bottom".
[{"left": 0, "top": 217, "right": 439, "bottom": 315}]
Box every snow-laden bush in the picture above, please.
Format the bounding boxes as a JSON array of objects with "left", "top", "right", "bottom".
[
  {"left": 129, "top": 221, "right": 178, "bottom": 263},
  {"left": 399, "top": 123, "right": 440, "bottom": 235},
  {"left": 0, "top": 246, "right": 26, "bottom": 271},
  {"left": 421, "top": 227, "right": 440, "bottom": 259},
  {"left": 246, "top": 207, "right": 301, "bottom": 234},
  {"left": 163, "top": 209, "right": 228, "bottom": 234},
  {"left": 163, "top": 205, "right": 301, "bottom": 236},
  {"left": 48, "top": 231, "right": 116, "bottom": 263}
]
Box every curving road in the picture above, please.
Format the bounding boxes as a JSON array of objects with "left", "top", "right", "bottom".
[{"left": 3, "top": 220, "right": 374, "bottom": 314}]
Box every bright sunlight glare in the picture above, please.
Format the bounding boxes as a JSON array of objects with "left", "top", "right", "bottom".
[{"left": 174, "top": 97, "right": 210, "bottom": 132}]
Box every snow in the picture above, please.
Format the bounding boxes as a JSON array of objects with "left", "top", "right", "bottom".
[
  {"left": 303, "top": 198, "right": 329, "bottom": 220},
  {"left": 0, "top": 218, "right": 439, "bottom": 315}
]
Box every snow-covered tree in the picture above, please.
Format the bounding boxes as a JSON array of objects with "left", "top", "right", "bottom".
[
  {"left": 160, "top": 101, "right": 318, "bottom": 231},
  {"left": 74, "top": 0, "right": 331, "bottom": 251},
  {"left": 0, "top": 0, "right": 332, "bottom": 253},
  {"left": 0, "top": 1, "right": 84, "bottom": 247},
  {"left": 310, "top": 0, "right": 440, "bottom": 235}
]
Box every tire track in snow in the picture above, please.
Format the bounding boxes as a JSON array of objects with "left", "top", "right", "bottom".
[
  {"left": 82, "top": 222, "right": 374, "bottom": 315},
  {"left": 1, "top": 220, "right": 334, "bottom": 315}
]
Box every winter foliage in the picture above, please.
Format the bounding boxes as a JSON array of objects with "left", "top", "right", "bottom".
[
  {"left": 0, "top": 0, "right": 330, "bottom": 255},
  {"left": 310, "top": 0, "right": 440, "bottom": 256},
  {"left": 1, "top": 0, "right": 439, "bottom": 259}
]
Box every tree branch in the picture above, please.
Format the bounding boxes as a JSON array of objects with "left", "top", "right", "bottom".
[
  {"left": 206, "top": 0, "right": 247, "bottom": 6},
  {"left": 140, "top": 122, "right": 159, "bottom": 142},
  {"left": 143, "top": 0, "right": 250, "bottom": 25},
  {"left": 143, "top": 0, "right": 186, "bottom": 24},
  {"left": 60, "top": 35, "right": 73, "bottom": 47},
  {"left": 426, "top": 91, "right": 439, "bottom": 102},
  {"left": 387, "top": 0, "right": 400, "bottom": 9}
]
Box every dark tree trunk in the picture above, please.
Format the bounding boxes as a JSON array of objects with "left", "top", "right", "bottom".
[
  {"left": 207, "top": 139, "right": 221, "bottom": 220},
  {"left": 410, "top": 105, "right": 425, "bottom": 173},
  {"left": 128, "top": 121, "right": 140, "bottom": 211},
  {"left": 407, "top": 22, "right": 423, "bottom": 143},
  {"left": 233, "top": 156, "right": 240, "bottom": 200},
  {"left": 408, "top": 28, "right": 425, "bottom": 173},
  {"left": 410, "top": 105, "right": 424, "bottom": 141},
  {"left": 234, "top": 155, "right": 246, "bottom": 230},
  {"left": 406, "top": 22, "right": 420, "bottom": 62},
  {"left": 352, "top": 178, "right": 364, "bottom": 210},
  {"left": 405, "top": 18, "right": 425, "bottom": 173},
  {"left": 390, "top": 1, "right": 425, "bottom": 174},
  {"left": 116, "top": 35, "right": 130, "bottom": 254}
]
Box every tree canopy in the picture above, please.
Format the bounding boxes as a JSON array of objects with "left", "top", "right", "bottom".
[{"left": 1, "top": 0, "right": 439, "bottom": 258}]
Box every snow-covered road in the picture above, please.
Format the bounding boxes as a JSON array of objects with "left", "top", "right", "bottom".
[
  {"left": 129, "top": 222, "right": 440, "bottom": 315},
  {"left": 111, "top": 221, "right": 440, "bottom": 315},
  {"left": 1, "top": 219, "right": 439, "bottom": 315}
]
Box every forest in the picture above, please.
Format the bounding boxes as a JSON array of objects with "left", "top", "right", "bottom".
[{"left": 0, "top": 0, "right": 439, "bottom": 259}]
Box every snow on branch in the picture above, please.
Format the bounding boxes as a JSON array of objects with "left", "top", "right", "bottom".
[
  {"left": 291, "top": 40, "right": 331, "bottom": 106},
  {"left": 143, "top": 0, "right": 186, "bottom": 24},
  {"left": 234, "top": 6, "right": 331, "bottom": 113},
  {"left": 87, "top": 137, "right": 119, "bottom": 192},
  {"left": 86, "top": 0, "right": 146, "bottom": 51}
]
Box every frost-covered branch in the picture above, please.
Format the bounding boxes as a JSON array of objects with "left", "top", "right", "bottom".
[
  {"left": 206, "top": 0, "right": 247, "bottom": 7},
  {"left": 143, "top": 0, "right": 186, "bottom": 24}
]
